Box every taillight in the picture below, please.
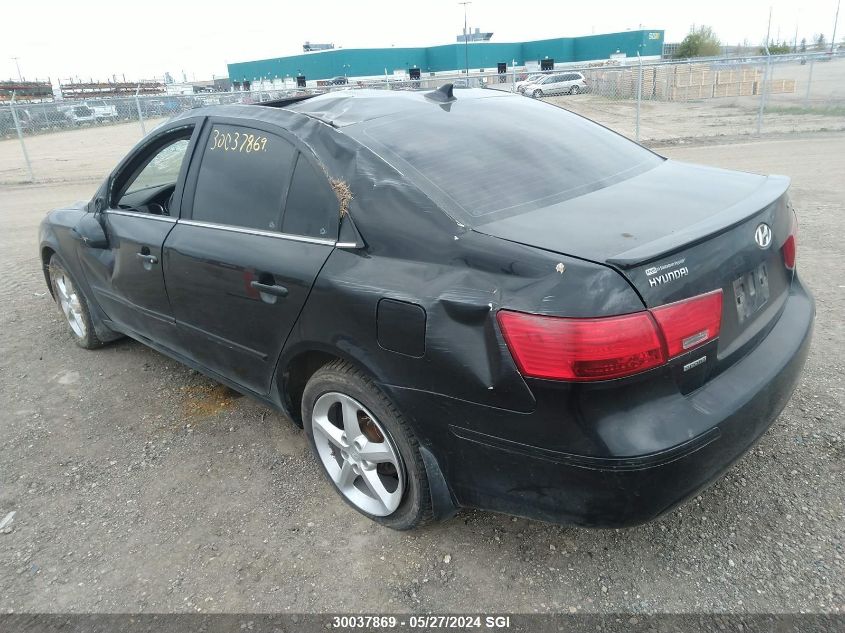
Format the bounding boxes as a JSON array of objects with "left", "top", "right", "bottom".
[
  {"left": 782, "top": 213, "right": 797, "bottom": 270},
  {"left": 497, "top": 311, "right": 666, "bottom": 381},
  {"left": 650, "top": 290, "right": 723, "bottom": 358},
  {"left": 498, "top": 289, "right": 723, "bottom": 382}
]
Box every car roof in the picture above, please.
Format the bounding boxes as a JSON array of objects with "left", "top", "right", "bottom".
[
  {"left": 285, "top": 87, "right": 511, "bottom": 127},
  {"left": 182, "top": 87, "right": 512, "bottom": 130}
]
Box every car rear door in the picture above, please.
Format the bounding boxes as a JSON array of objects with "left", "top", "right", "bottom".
[
  {"left": 77, "top": 121, "right": 201, "bottom": 350},
  {"left": 163, "top": 119, "right": 338, "bottom": 395}
]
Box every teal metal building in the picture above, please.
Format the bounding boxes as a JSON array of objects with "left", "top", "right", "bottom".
[{"left": 227, "top": 29, "right": 664, "bottom": 83}]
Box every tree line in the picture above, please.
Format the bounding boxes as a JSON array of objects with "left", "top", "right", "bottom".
[{"left": 674, "top": 26, "right": 840, "bottom": 58}]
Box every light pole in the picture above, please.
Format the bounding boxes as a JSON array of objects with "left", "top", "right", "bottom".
[
  {"left": 764, "top": 6, "right": 772, "bottom": 51},
  {"left": 11, "top": 57, "right": 22, "bottom": 81},
  {"left": 458, "top": 2, "right": 471, "bottom": 77},
  {"left": 832, "top": 0, "right": 841, "bottom": 54}
]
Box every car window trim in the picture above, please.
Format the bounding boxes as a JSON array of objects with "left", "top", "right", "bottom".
[
  {"left": 177, "top": 218, "right": 336, "bottom": 246},
  {"left": 105, "top": 209, "right": 177, "bottom": 223}
]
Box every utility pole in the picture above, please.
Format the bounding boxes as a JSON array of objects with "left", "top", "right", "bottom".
[
  {"left": 832, "top": 0, "right": 841, "bottom": 53},
  {"left": 11, "top": 57, "right": 22, "bottom": 81},
  {"left": 765, "top": 6, "right": 773, "bottom": 50},
  {"left": 459, "top": 2, "right": 471, "bottom": 77}
]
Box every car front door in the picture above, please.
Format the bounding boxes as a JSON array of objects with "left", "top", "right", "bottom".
[
  {"left": 549, "top": 74, "right": 567, "bottom": 94},
  {"left": 77, "top": 121, "right": 200, "bottom": 350},
  {"left": 163, "top": 120, "right": 338, "bottom": 395}
]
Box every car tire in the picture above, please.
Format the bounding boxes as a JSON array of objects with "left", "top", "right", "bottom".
[
  {"left": 532, "top": 89, "right": 543, "bottom": 99},
  {"left": 48, "top": 254, "right": 106, "bottom": 350},
  {"left": 302, "top": 359, "right": 433, "bottom": 530},
  {"left": 569, "top": 85, "right": 581, "bottom": 95}
]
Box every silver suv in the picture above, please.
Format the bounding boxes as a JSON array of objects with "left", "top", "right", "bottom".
[{"left": 524, "top": 72, "right": 587, "bottom": 98}]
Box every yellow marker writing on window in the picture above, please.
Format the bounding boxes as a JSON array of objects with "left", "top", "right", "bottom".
[{"left": 209, "top": 129, "right": 268, "bottom": 153}]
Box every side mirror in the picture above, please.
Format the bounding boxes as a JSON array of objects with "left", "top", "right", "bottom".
[{"left": 73, "top": 213, "right": 109, "bottom": 249}]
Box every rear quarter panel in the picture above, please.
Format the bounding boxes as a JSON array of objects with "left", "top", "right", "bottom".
[{"left": 281, "top": 226, "right": 645, "bottom": 416}]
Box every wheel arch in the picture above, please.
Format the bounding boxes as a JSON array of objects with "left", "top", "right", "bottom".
[
  {"left": 282, "top": 346, "right": 459, "bottom": 523},
  {"left": 275, "top": 343, "right": 386, "bottom": 427},
  {"left": 40, "top": 239, "right": 123, "bottom": 344},
  {"left": 40, "top": 245, "right": 57, "bottom": 297}
]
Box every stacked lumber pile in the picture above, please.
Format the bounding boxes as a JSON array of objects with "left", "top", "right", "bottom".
[{"left": 580, "top": 62, "right": 797, "bottom": 101}]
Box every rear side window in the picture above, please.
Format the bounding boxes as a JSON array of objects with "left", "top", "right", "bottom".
[
  {"left": 192, "top": 124, "right": 296, "bottom": 231},
  {"left": 281, "top": 154, "right": 338, "bottom": 239}
]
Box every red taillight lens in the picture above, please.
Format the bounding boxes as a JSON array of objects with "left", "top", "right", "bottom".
[
  {"left": 782, "top": 214, "right": 797, "bottom": 270},
  {"left": 498, "top": 289, "right": 724, "bottom": 382},
  {"left": 497, "top": 310, "right": 666, "bottom": 381},
  {"left": 782, "top": 235, "right": 796, "bottom": 270},
  {"left": 650, "top": 289, "right": 723, "bottom": 358}
]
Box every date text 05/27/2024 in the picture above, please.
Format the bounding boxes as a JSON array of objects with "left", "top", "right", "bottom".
[{"left": 331, "top": 615, "right": 512, "bottom": 629}]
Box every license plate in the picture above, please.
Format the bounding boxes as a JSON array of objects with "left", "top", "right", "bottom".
[{"left": 733, "top": 262, "right": 769, "bottom": 324}]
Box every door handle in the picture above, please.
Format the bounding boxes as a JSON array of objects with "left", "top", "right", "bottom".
[
  {"left": 136, "top": 253, "right": 158, "bottom": 264},
  {"left": 250, "top": 280, "right": 289, "bottom": 297}
]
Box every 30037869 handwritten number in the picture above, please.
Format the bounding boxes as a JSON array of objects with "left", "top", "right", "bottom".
[{"left": 209, "top": 128, "right": 268, "bottom": 153}]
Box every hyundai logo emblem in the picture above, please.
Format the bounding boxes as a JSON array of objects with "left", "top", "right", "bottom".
[{"left": 754, "top": 223, "right": 772, "bottom": 249}]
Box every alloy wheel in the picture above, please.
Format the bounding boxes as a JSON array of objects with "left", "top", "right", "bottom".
[
  {"left": 310, "top": 392, "right": 404, "bottom": 516},
  {"left": 51, "top": 266, "right": 87, "bottom": 338}
]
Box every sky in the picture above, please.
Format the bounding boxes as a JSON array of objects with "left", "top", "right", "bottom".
[{"left": 2, "top": 0, "right": 841, "bottom": 83}]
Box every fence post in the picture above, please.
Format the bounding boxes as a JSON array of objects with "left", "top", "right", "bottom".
[
  {"left": 10, "top": 92, "right": 34, "bottom": 182},
  {"left": 135, "top": 83, "right": 146, "bottom": 137},
  {"left": 756, "top": 55, "right": 771, "bottom": 135},
  {"left": 635, "top": 54, "right": 643, "bottom": 142},
  {"left": 804, "top": 57, "right": 814, "bottom": 107}
]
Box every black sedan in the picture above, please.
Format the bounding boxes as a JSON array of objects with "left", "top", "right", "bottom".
[{"left": 39, "top": 85, "right": 814, "bottom": 530}]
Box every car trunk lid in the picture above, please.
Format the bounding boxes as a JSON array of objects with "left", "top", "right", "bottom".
[{"left": 474, "top": 159, "right": 795, "bottom": 379}]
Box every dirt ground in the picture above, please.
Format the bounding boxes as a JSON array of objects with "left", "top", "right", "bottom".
[
  {"left": 0, "top": 126, "right": 842, "bottom": 614},
  {"left": 553, "top": 95, "right": 845, "bottom": 144}
]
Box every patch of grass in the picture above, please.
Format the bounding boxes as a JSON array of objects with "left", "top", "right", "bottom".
[{"left": 765, "top": 105, "right": 845, "bottom": 117}]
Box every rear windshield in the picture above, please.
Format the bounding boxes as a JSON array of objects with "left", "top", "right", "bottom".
[{"left": 359, "top": 96, "right": 662, "bottom": 224}]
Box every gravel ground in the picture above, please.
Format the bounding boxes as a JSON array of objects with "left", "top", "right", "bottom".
[{"left": 0, "top": 132, "right": 842, "bottom": 615}]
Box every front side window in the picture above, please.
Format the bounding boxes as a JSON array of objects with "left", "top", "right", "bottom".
[
  {"left": 191, "top": 124, "right": 296, "bottom": 231},
  {"left": 113, "top": 128, "right": 194, "bottom": 214},
  {"left": 124, "top": 139, "right": 190, "bottom": 197}
]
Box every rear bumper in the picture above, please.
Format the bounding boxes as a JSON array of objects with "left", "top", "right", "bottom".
[{"left": 389, "top": 278, "right": 814, "bottom": 527}]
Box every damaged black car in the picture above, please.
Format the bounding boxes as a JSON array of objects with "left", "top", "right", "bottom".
[{"left": 39, "top": 85, "right": 814, "bottom": 529}]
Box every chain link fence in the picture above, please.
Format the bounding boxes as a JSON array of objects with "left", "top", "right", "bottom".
[{"left": 1, "top": 52, "right": 843, "bottom": 183}]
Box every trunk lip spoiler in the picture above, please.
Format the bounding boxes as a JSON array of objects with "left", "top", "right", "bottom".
[{"left": 607, "top": 174, "right": 791, "bottom": 269}]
